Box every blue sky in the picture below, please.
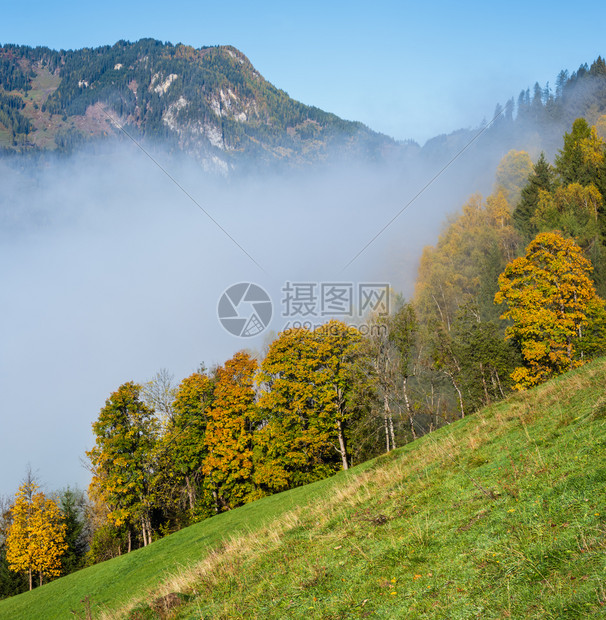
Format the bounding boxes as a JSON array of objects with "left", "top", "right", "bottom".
[{"left": 2, "top": 0, "right": 605, "bottom": 142}]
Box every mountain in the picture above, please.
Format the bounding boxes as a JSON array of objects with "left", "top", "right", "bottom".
[
  {"left": 1, "top": 357, "right": 605, "bottom": 619},
  {"left": 1, "top": 39, "right": 606, "bottom": 177},
  {"left": 0, "top": 39, "right": 397, "bottom": 171}
]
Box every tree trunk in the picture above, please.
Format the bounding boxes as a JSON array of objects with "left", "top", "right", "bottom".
[
  {"left": 29, "top": 567, "right": 32, "bottom": 591},
  {"left": 185, "top": 475, "right": 195, "bottom": 512},
  {"left": 146, "top": 516, "right": 152, "bottom": 546},
  {"left": 39, "top": 570, "right": 42, "bottom": 587},
  {"left": 402, "top": 377, "right": 417, "bottom": 439},
  {"left": 127, "top": 529, "right": 132, "bottom": 553},
  {"left": 480, "top": 362, "right": 490, "bottom": 405},
  {"left": 494, "top": 369, "right": 505, "bottom": 398},
  {"left": 384, "top": 413, "right": 391, "bottom": 453},
  {"left": 447, "top": 372, "right": 465, "bottom": 418},
  {"left": 336, "top": 419, "right": 349, "bottom": 470}
]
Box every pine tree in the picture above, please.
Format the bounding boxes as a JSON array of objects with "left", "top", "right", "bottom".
[{"left": 513, "top": 152, "right": 558, "bottom": 242}]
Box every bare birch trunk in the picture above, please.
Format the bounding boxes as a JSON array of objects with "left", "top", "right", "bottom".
[
  {"left": 336, "top": 419, "right": 349, "bottom": 470},
  {"left": 383, "top": 393, "right": 392, "bottom": 452},
  {"left": 402, "top": 377, "right": 417, "bottom": 439},
  {"left": 185, "top": 475, "right": 195, "bottom": 512},
  {"left": 388, "top": 413, "right": 396, "bottom": 451}
]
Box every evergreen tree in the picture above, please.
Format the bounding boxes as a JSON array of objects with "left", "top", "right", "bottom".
[
  {"left": 555, "top": 118, "right": 604, "bottom": 187},
  {"left": 58, "top": 488, "right": 88, "bottom": 575},
  {"left": 513, "top": 153, "right": 558, "bottom": 242}
]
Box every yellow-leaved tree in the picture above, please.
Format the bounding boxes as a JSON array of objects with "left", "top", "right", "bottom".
[
  {"left": 495, "top": 232, "right": 606, "bottom": 389},
  {"left": 6, "top": 480, "right": 67, "bottom": 590}
]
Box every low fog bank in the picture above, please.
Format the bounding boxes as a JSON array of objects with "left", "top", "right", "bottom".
[{"left": 0, "top": 138, "right": 502, "bottom": 496}]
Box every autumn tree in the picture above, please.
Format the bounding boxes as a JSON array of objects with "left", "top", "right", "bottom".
[
  {"left": 202, "top": 352, "right": 258, "bottom": 513},
  {"left": 495, "top": 149, "right": 533, "bottom": 207},
  {"left": 141, "top": 368, "right": 177, "bottom": 427},
  {"left": 0, "top": 494, "right": 28, "bottom": 598},
  {"left": 5, "top": 480, "right": 67, "bottom": 590},
  {"left": 415, "top": 191, "right": 519, "bottom": 331},
  {"left": 495, "top": 232, "right": 606, "bottom": 389},
  {"left": 157, "top": 371, "right": 214, "bottom": 523},
  {"left": 358, "top": 302, "right": 418, "bottom": 452},
  {"left": 86, "top": 382, "right": 158, "bottom": 551},
  {"left": 256, "top": 321, "right": 362, "bottom": 493}
]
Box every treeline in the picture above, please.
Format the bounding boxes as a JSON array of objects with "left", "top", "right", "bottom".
[
  {"left": 0, "top": 92, "right": 31, "bottom": 138},
  {"left": 423, "top": 57, "right": 606, "bottom": 165},
  {"left": 2, "top": 118, "right": 606, "bottom": 596},
  {"left": 85, "top": 321, "right": 386, "bottom": 559}
]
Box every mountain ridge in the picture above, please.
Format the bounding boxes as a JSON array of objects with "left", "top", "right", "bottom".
[{"left": 0, "top": 39, "right": 397, "bottom": 171}]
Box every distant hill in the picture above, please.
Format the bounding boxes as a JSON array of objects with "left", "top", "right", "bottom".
[
  {"left": 0, "top": 39, "right": 397, "bottom": 171},
  {"left": 1, "top": 357, "right": 605, "bottom": 619},
  {"left": 423, "top": 56, "right": 606, "bottom": 164}
]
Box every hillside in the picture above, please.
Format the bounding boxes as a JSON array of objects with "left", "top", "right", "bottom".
[
  {"left": 1, "top": 358, "right": 605, "bottom": 619},
  {"left": 0, "top": 39, "right": 395, "bottom": 171}
]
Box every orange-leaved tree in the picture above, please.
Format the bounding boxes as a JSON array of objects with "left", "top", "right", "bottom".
[
  {"left": 202, "top": 351, "right": 258, "bottom": 513},
  {"left": 6, "top": 480, "right": 67, "bottom": 590},
  {"left": 495, "top": 231, "right": 606, "bottom": 389}
]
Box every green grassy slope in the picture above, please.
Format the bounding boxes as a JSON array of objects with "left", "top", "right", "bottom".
[
  {"left": 2, "top": 359, "right": 606, "bottom": 619},
  {"left": 0, "top": 469, "right": 364, "bottom": 620}
]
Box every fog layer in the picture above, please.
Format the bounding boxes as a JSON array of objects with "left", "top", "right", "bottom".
[{"left": 0, "top": 138, "right": 497, "bottom": 495}]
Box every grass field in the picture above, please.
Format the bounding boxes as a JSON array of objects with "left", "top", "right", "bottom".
[{"left": 1, "top": 359, "right": 605, "bottom": 619}]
